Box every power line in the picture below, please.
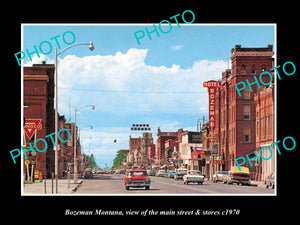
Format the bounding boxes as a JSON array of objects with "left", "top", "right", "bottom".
[{"left": 59, "top": 87, "right": 207, "bottom": 94}]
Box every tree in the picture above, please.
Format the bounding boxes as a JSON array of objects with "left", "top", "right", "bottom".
[
  {"left": 86, "top": 154, "right": 98, "bottom": 168},
  {"left": 112, "top": 150, "right": 128, "bottom": 168}
]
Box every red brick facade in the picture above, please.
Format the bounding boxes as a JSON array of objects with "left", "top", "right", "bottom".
[
  {"left": 24, "top": 64, "right": 55, "bottom": 178},
  {"left": 214, "top": 45, "right": 274, "bottom": 174},
  {"left": 156, "top": 127, "right": 177, "bottom": 161},
  {"left": 254, "top": 85, "right": 275, "bottom": 180},
  {"left": 24, "top": 63, "right": 82, "bottom": 178}
]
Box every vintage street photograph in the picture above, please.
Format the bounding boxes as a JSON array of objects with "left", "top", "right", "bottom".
[{"left": 21, "top": 23, "right": 276, "bottom": 195}]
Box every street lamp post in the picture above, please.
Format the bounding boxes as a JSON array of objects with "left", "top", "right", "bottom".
[
  {"left": 74, "top": 105, "right": 95, "bottom": 183},
  {"left": 79, "top": 126, "right": 93, "bottom": 176},
  {"left": 54, "top": 41, "right": 94, "bottom": 188}
]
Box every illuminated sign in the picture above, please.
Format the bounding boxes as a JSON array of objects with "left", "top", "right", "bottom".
[{"left": 203, "top": 80, "right": 221, "bottom": 131}]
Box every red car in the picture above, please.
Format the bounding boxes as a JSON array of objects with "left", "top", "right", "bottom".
[{"left": 124, "top": 169, "right": 150, "bottom": 190}]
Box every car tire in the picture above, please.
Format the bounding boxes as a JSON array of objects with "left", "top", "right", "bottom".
[
  {"left": 145, "top": 186, "right": 150, "bottom": 190},
  {"left": 125, "top": 186, "right": 129, "bottom": 190}
]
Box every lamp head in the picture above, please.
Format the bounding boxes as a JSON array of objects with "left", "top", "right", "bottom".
[
  {"left": 89, "top": 41, "right": 94, "bottom": 51},
  {"left": 91, "top": 105, "right": 95, "bottom": 110}
]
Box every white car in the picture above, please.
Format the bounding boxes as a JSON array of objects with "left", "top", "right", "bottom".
[
  {"left": 156, "top": 170, "right": 166, "bottom": 177},
  {"left": 183, "top": 170, "right": 204, "bottom": 185},
  {"left": 174, "top": 168, "right": 188, "bottom": 180},
  {"left": 212, "top": 171, "right": 229, "bottom": 183}
]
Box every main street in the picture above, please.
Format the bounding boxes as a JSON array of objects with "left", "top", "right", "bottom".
[{"left": 73, "top": 174, "right": 274, "bottom": 195}]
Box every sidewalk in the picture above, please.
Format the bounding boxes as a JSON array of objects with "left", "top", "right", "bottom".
[
  {"left": 250, "top": 180, "right": 266, "bottom": 188},
  {"left": 23, "top": 179, "right": 83, "bottom": 195}
]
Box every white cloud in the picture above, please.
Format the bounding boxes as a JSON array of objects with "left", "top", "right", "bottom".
[
  {"left": 170, "top": 45, "right": 183, "bottom": 51},
  {"left": 53, "top": 48, "right": 227, "bottom": 168},
  {"left": 23, "top": 54, "right": 54, "bottom": 66},
  {"left": 57, "top": 48, "right": 226, "bottom": 117}
]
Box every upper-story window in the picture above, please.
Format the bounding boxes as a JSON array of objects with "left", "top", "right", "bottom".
[
  {"left": 241, "top": 64, "right": 246, "bottom": 75},
  {"left": 244, "top": 86, "right": 251, "bottom": 99},
  {"left": 251, "top": 64, "right": 256, "bottom": 74},
  {"left": 261, "top": 64, "right": 267, "bottom": 72},
  {"left": 243, "top": 105, "right": 250, "bottom": 120}
]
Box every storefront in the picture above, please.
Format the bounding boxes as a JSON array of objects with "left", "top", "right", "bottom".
[{"left": 191, "top": 149, "right": 210, "bottom": 175}]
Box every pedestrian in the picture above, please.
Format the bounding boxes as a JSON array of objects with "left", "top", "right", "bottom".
[{"left": 62, "top": 169, "right": 65, "bottom": 177}]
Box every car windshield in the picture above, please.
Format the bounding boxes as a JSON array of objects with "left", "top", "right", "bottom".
[
  {"left": 189, "top": 171, "right": 200, "bottom": 175},
  {"left": 129, "top": 171, "right": 147, "bottom": 176}
]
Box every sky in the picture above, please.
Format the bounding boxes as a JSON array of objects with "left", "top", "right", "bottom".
[{"left": 22, "top": 24, "right": 275, "bottom": 168}]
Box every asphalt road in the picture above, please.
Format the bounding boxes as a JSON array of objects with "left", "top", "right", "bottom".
[{"left": 73, "top": 174, "right": 275, "bottom": 195}]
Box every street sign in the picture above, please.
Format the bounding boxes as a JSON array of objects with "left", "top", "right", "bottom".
[
  {"left": 25, "top": 159, "right": 30, "bottom": 166},
  {"left": 24, "top": 119, "right": 42, "bottom": 139},
  {"left": 34, "top": 170, "right": 39, "bottom": 179}
]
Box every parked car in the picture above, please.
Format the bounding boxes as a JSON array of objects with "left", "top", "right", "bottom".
[
  {"left": 183, "top": 170, "right": 204, "bottom": 185},
  {"left": 223, "top": 166, "right": 251, "bottom": 185},
  {"left": 156, "top": 170, "right": 166, "bottom": 177},
  {"left": 84, "top": 170, "right": 93, "bottom": 179},
  {"left": 174, "top": 168, "right": 188, "bottom": 180},
  {"left": 124, "top": 168, "right": 150, "bottom": 190},
  {"left": 166, "top": 170, "right": 176, "bottom": 178},
  {"left": 264, "top": 172, "right": 275, "bottom": 189},
  {"left": 147, "top": 169, "right": 156, "bottom": 176},
  {"left": 212, "top": 171, "right": 229, "bottom": 183}
]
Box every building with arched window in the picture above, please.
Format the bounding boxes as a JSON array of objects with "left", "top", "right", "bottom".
[{"left": 212, "top": 45, "right": 274, "bottom": 181}]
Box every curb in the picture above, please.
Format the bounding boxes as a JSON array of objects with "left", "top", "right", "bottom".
[
  {"left": 71, "top": 180, "right": 83, "bottom": 192},
  {"left": 250, "top": 181, "right": 266, "bottom": 188}
]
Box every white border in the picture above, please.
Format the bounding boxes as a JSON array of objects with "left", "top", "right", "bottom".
[{"left": 21, "top": 23, "right": 277, "bottom": 196}]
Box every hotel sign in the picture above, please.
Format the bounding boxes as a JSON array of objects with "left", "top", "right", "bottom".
[{"left": 203, "top": 80, "right": 221, "bottom": 132}]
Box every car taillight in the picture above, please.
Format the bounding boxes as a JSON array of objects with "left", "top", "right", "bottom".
[
  {"left": 127, "top": 178, "right": 132, "bottom": 184},
  {"left": 145, "top": 177, "right": 150, "bottom": 184}
]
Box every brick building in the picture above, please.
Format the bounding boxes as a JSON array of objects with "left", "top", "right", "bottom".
[
  {"left": 164, "top": 139, "right": 176, "bottom": 162},
  {"left": 23, "top": 64, "right": 55, "bottom": 178},
  {"left": 147, "top": 143, "right": 156, "bottom": 161},
  {"left": 128, "top": 136, "right": 141, "bottom": 166},
  {"left": 156, "top": 127, "right": 177, "bottom": 164},
  {"left": 213, "top": 45, "right": 274, "bottom": 175},
  {"left": 24, "top": 63, "right": 82, "bottom": 179},
  {"left": 128, "top": 133, "right": 154, "bottom": 167},
  {"left": 140, "top": 132, "right": 153, "bottom": 164},
  {"left": 254, "top": 84, "right": 275, "bottom": 181}
]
